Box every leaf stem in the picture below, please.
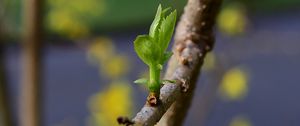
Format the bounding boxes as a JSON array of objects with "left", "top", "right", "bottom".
[{"left": 149, "top": 64, "right": 160, "bottom": 93}]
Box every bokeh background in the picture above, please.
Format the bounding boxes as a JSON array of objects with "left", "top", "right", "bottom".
[{"left": 1, "top": 0, "right": 300, "bottom": 126}]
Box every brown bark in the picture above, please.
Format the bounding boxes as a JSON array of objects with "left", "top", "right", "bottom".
[
  {"left": 131, "top": 0, "right": 222, "bottom": 125},
  {"left": 158, "top": 0, "right": 222, "bottom": 125},
  {"left": 20, "top": 0, "right": 43, "bottom": 126}
]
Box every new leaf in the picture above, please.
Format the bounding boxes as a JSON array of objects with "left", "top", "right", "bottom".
[
  {"left": 134, "top": 35, "right": 159, "bottom": 66},
  {"left": 158, "top": 10, "right": 177, "bottom": 55},
  {"left": 133, "top": 4, "right": 177, "bottom": 94}
]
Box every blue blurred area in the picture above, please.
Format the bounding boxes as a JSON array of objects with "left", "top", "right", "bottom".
[
  {"left": 3, "top": 9, "right": 300, "bottom": 126},
  {"left": 4, "top": 32, "right": 151, "bottom": 125},
  {"left": 187, "top": 10, "right": 300, "bottom": 126}
]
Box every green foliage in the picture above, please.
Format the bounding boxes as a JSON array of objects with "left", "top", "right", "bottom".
[
  {"left": 134, "top": 78, "right": 148, "bottom": 85},
  {"left": 161, "top": 79, "right": 176, "bottom": 84},
  {"left": 134, "top": 4, "right": 177, "bottom": 93},
  {"left": 134, "top": 35, "right": 159, "bottom": 66}
]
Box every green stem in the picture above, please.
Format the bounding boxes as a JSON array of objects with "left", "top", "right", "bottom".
[{"left": 149, "top": 64, "right": 160, "bottom": 93}]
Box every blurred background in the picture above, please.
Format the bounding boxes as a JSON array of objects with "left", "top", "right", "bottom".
[{"left": 0, "top": 0, "right": 300, "bottom": 126}]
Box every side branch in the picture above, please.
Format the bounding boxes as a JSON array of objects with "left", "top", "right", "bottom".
[{"left": 131, "top": 0, "right": 222, "bottom": 125}]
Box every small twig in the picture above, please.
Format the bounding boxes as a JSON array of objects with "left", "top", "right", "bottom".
[{"left": 117, "top": 116, "right": 135, "bottom": 126}]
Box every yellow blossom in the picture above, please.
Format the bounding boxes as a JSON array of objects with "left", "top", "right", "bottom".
[
  {"left": 217, "top": 3, "right": 247, "bottom": 36},
  {"left": 47, "top": 10, "right": 89, "bottom": 38},
  {"left": 100, "top": 55, "right": 129, "bottom": 79},
  {"left": 229, "top": 115, "right": 252, "bottom": 126},
  {"left": 87, "top": 37, "right": 130, "bottom": 79},
  {"left": 88, "top": 82, "right": 133, "bottom": 126},
  {"left": 87, "top": 37, "right": 115, "bottom": 63},
  {"left": 219, "top": 67, "right": 249, "bottom": 101}
]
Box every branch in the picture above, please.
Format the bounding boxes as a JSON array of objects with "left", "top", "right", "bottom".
[
  {"left": 20, "top": 0, "right": 43, "bottom": 126},
  {"left": 131, "top": 0, "right": 222, "bottom": 125}
]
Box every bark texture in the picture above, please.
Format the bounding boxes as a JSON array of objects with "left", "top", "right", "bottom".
[{"left": 132, "top": 0, "right": 222, "bottom": 125}]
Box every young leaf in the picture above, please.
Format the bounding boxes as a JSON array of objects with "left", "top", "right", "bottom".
[
  {"left": 162, "top": 7, "right": 171, "bottom": 15},
  {"left": 149, "top": 5, "right": 171, "bottom": 42},
  {"left": 160, "top": 51, "right": 173, "bottom": 64},
  {"left": 158, "top": 10, "right": 177, "bottom": 53},
  {"left": 134, "top": 35, "right": 159, "bottom": 66},
  {"left": 134, "top": 78, "right": 149, "bottom": 85},
  {"left": 133, "top": 5, "right": 177, "bottom": 94},
  {"left": 149, "top": 4, "right": 162, "bottom": 38},
  {"left": 162, "top": 79, "right": 177, "bottom": 84}
]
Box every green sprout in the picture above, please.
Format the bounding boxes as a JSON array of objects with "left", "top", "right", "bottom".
[{"left": 133, "top": 5, "right": 177, "bottom": 96}]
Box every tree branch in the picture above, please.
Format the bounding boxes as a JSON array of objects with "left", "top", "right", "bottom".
[
  {"left": 131, "top": 0, "right": 222, "bottom": 125},
  {"left": 20, "top": 0, "right": 43, "bottom": 126}
]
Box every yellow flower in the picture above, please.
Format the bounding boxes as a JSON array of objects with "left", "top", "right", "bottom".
[
  {"left": 87, "top": 37, "right": 130, "bottom": 79},
  {"left": 229, "top": 115, "right": 252, "bottom": 126},
  {"left": 219, "top": 67, "right": 249, "bottom": 101},
  {"left": 87, "top": 37, "right": 115, "bottom": 63},
  {"left": 88, "top": 82, "right": 133, "bottom": 126},
  {"left": 217, "top": 3, "right": 247, "bottom": 36},
  {"left": 100, "top": 55, "right": 129, "bottom": 79}
]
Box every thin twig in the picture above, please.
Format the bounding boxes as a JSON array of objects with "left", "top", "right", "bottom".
[{"left": 131, "top": 0, "right": 222, "bottom": 125}]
